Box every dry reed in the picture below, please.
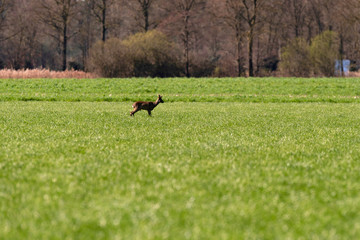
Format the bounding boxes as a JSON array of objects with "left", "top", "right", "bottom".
[
  {"left": 348, "top": 71, "right": 360, "bottom": 77},
  {"left": 0, "top": 69, "right": 98, "bottom": 79}
]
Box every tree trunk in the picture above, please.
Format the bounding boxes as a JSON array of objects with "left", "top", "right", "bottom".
[
  {"left": 143, "top": 5, "right": 149, "bottom": 31},
  {"left": 236, "top": 31, "right": 242, "bottom": 77},
  {"left": 248, "top": 27, "right": 254, "bottom": 77},
  {"left": 339, "top": 33, "right": 344, "bottom": 77},
  {"left": 256, "top": 37, "right": 260, "bottom": 75},
  {"left": 102, "top": 0, "right": 106, "bottom": 42},
  {"left": 184, "top": 13, "right": 190, "bottom": 78},
  {"left": 237, "top": 41, "right": 242, "bottom": 77},
  {"left": 63, "top": 23, "right": 67, "bottom": 71}
]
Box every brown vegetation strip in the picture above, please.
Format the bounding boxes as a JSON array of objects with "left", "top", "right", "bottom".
[{"left": 0, "top": 69, "right": 97, "bottom": 79}]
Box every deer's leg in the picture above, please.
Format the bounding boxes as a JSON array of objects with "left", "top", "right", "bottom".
[{"left": 130, "top": 108, "right": 140, "bottom": 116}]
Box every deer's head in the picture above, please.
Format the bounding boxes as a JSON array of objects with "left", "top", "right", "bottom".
[{"left": 158, "top": 95, "right": 164, "bottom": 103}]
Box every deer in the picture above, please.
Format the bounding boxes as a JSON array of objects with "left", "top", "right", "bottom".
[{"left": 130, "top": 95, "right": 164, "bottom": 116}]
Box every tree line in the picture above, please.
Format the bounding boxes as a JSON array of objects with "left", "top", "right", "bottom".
[{"left": 0, "top": 0, "right": 359, "bottom": 77}]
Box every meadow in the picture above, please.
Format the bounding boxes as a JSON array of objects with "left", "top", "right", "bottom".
[
  {"left": 1, "top": 77, "right": 360, "bottom": 103},
  {"left": 1, "top": 77, "right": 360, "bottom": 239}
]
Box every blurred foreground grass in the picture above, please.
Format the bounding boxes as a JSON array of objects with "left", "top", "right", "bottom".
[{"left": 1, "top": 102, "right": 360, "bottom": 239}]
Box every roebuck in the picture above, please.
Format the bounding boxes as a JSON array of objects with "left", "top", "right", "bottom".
[{"left": 130, "top": 95, "right": 164, "bottom": 116}]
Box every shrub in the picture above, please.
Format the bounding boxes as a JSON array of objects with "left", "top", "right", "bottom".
[
  {"left": 261, "top": 56, "right": 279, "bottom": 72},
  {"left": 87, "top": 39, "right": 133, "bottom": 78},
  {"left": 190, "top": 59, "right": 216, "bottom": 77},
  {"left": 88, "top": 30, "right": 182, "bottom": 78},
  {"left": 122, "top": 30, "right": 182, "bottom": 77},
  {"left": 69, "top": 61, "right": 84, "bottom": 71},
  {"left": 310, "top": 31, "right": 339, "bottom": 77},
  {"left": 280, "top": 38, "right": 312, "bottom": 77},
  {"left": 280, "top": 31, "right": 340, "bottom": 77}
]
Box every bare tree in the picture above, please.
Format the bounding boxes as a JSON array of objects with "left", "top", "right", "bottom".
[
  {"left": 0, "top": 0, "right": 16, "bottom": 42},
  {"left": 215, "top": 0, "right": 246, "bottom": 76},
  {"left": 127, "top": 0, "right": 158, "bottom": 32},
  {"left": 288, "top": 0, "right": 307, "bottom": 38},
  {"left": 72, "top": 0, "right": 95, "bottom": 69},
  {"left": 89, "top": 0, "right": 117, "bottom": 42},
  {"left": 137, "top": 0, "right": 152, "bottom": 31},
  {"left": 167, "top": 0, "right": 201, "bottom": 77},
  {"left": 37, "top": 0, "right": 78, "bottom": 70},
  {"left": 6, "top": 0, "right": 40, "bottom": 69},
  {"left": 217, "top": 0, "right": 265, "bottom": 77},
  {"left": 0, "top": 0, "right": 8, "bottom": 35},
  {"left": 309, "top": 0, "right": 324, "bottom": 34},
  {"left": 240, "top": 0, "right": 266, "bottom": 77},
  {"left": 0, "top": 0, "right": 359, "bottom": 77},
  {"left": 330, "top": 0, "right": 358, "bottom": 76}
]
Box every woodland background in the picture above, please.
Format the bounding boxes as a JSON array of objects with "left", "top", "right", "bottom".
[{"left": 1, "top": 0, "right": 360, "bottom": 77}]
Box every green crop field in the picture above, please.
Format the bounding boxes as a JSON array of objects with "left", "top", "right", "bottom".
[
  {"left": 1, "top": 78, "right": 360, "bottom": 239},
  {"left": 1, "top": 77, "right": 360, "bottom": 103}
]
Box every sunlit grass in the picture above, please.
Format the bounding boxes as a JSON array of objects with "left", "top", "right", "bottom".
[
  {"left": 1, "top": 101, "right": 360, "bottom": 239},
  {"left": 0, "top": 77, "right": 360, "bottom": 103}
]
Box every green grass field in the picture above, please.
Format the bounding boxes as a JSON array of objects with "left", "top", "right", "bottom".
[
  {"left": 1, "top": 78, "right": 360, "bottom": 239},
  {"left": 1, "top": 77, "right": 360, "bottom": 103}
]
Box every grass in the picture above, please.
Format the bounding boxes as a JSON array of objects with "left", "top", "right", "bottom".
[
  {"left": 0, "top": 77, "right": 360, "bottom": 103},
  {"left": 1, "top": 78, "right": 360, "bottom": 239}
]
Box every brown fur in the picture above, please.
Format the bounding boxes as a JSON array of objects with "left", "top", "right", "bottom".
[{"left": 130, "top": 95, "right": 164, "bottom": 116}]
